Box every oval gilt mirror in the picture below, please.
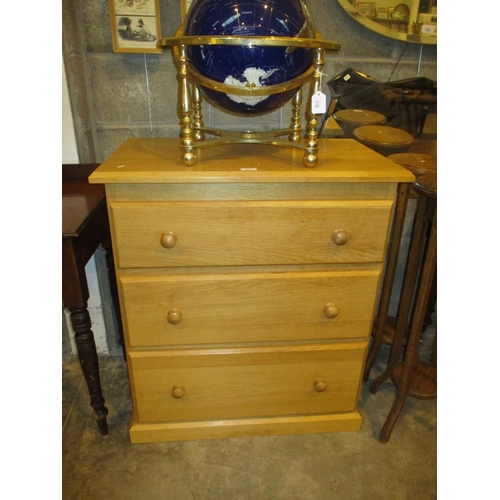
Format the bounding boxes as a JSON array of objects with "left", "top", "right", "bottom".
[{"left": 337, "top": 0, "right": 437, "bottom": 45}]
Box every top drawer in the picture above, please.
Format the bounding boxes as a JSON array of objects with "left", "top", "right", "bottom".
[{"left": 110, "top": 200, "right": 393, "bottom": 268}]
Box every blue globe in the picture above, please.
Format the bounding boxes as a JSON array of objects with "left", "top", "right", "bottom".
[{"left": 184, "top": 0, "right": 315, "bottom": 115}]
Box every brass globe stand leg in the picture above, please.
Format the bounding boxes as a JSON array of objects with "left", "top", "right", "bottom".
[
  {"left": 303, "top": 47, "right": 324, "bottom": 168},
  {"left": 179, "top": 44, "right": 196, "bottom": 166},
  {"left": 192, "top": 84, "right": 205, "bottom": 142},
  {"left": 289, "top": 89, "right": 303, "bottom": 143}
]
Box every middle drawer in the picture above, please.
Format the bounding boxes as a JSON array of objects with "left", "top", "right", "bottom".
[{"left": 120, "top": 270, "right": 380, "bottom": 347}]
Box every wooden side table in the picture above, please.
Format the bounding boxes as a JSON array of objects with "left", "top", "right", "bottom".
[
  {"left": 62, "top": 164, "right": 122, "bottom": 435},
  {"left": 333, "top": 109, "right": 386, "bottom": 138},
  {"left": 368, "top": 168, "right": 437, "bottom": 443},
  {"left": 363, "top": 153, "right": 437, "bottom": 381},
  {"left": 387, "top": 153, "right": 437, "bottom": 175},
  {"left": 353, "top": 125, "right": 414, "bottom": 156}
]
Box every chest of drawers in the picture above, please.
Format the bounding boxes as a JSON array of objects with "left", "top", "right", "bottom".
[{"left": 89, "top": 138, "right": 413, "bottom": 444}]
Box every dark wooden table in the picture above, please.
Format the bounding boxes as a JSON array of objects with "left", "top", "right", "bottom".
[
  {"left": 62, "top": 164, "right": 117, "bottom": 435},
  {"left": 364, "top": 158, "right": 437, "bottom": 443}
]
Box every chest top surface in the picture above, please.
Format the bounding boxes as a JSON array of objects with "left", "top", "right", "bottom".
[{"left": 88, "top": 138, "right": 414, "bottom": 185}]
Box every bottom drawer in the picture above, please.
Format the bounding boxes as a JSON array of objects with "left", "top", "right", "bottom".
[{"left": 129, "top": 342, "right": 367, "bottom": 423}]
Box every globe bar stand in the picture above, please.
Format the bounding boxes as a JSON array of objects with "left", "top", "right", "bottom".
[{"left": 158, "top": 33, "right": 340, "bottom": 168}]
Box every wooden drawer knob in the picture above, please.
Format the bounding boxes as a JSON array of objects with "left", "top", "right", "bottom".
[
  {"left": 160, "top": 231, "right": 177, "bottom": 249},
  {"left": 323, "top": 303, "right": 339, "bottom": 319},
  {"left": 332, "top": 229, "right": 349, "bottom": 246},
  {"left": 314, "top": 378, "right": 327, "bottom": 393},
  {"left": 171, "top": 385, "right": 185, "bottom": 399},
  {"left": 167, "top": 309, "right": 182, "bottom": 325}
]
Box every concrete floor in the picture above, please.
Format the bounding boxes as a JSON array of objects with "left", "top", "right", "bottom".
[{"left": 62, "top": 332, "right": 436, "bottom": 500}]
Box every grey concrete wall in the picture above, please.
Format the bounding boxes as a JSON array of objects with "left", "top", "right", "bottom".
[{"left": 62, "top": 0, "right": 437, "bottom": 163}]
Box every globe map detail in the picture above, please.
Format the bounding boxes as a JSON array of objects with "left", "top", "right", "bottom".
[{"left": 184, "top": 0, "right": 315, "bottom": 115}]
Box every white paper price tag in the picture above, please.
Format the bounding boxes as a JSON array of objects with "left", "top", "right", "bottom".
[{"left": 311, "top": 91, "right": 326, "bottom": 115}]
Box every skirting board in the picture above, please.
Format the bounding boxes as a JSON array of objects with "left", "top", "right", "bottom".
[{"left": 129, "top": 411, "right": 363, "bottom": 444}]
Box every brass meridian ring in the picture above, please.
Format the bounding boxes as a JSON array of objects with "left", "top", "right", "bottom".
[{"left": 158, "top": 34, "right": 341, "bottom": 51}]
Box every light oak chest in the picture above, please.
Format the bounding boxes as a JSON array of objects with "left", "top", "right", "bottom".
[{"left": 90, "top": 138, "right": 413, "bottom": 443}]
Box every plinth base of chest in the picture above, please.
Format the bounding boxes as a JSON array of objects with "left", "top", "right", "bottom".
[{"left": 129, "top": 411, "right": 362, "bottom": 444}]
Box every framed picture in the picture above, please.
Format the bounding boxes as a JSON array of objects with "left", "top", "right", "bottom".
[
  {"left": 109, "top": 0, "right": 161, "bottom": 53},
  {"left": 180, "top": 0, "right": 195, "bottom": 22},
  {"left": 356, "top": 2, "right": 376, "bottom": 19}
]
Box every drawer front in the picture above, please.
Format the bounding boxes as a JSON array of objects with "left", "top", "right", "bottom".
[
  {"left": 110, "top": 200, "right": 393, "bottom": 268},
  {"left": 120, "top": 270, "right": 380, "bottom": 347},
  {"left": 129, "top": 342, "right": 367, "bottom": 423}
]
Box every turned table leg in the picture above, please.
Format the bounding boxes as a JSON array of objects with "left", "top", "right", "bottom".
[
  {"left": 102, "top": 233, "right": 125, "bottom": 358},
  {"left": 370, "top": 193, "right": 433, "bottom": 394},
  {"left": 69, "top": 306, "right": 109, "bottom": 435},
  {"left": 364, "top": 182, "right": 411, "bottom": 381}
]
